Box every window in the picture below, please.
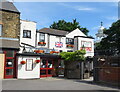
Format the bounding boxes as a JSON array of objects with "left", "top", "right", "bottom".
[
  {"left": 23, "top": 30, "right": 31, "bottom": 38},
  {"left": 39, "top": 33, "right": 45, "bottom": 42},
  {"left": 67, "top": 50, "right": 73, "bottom": 52},
  {"left": 59, "top": 50, "right": 63, "bottom": 52},
  {"left": 6, "top": 50, "right": 14, "bottom": 57},
  {"left": 0, "top": 24, "right": 2, "bottom": 36},
  {"left": 66, "top": 38, "right": 74, "bottom": 44}
]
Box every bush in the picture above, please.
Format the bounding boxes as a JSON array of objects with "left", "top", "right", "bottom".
[{"left": 60, "top": 50, "right": 86, "bottom": 62}]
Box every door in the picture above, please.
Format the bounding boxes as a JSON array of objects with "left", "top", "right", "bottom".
[
  {"left": 4, "top": 50, "right": 16, "bottom": 78},
  {"left": 40, "top": 59, "right": 54, "bottom": 77}
]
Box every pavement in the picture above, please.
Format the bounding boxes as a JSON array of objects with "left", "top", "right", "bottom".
[{"left": 1, "top": 77, "right": 120, "bottom": 91}]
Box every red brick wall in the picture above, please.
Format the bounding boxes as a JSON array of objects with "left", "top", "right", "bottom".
[{"left": 98, "top": 67, "right": 120, "bottom": 83}]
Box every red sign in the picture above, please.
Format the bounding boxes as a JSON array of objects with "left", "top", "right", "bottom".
[{"left": 80, "top": 47, "right": 92, "bottom": 51}]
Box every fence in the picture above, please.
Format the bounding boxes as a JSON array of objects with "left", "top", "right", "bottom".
[{"left": 94, "top": 55, "right": 120, "bottom": 87}]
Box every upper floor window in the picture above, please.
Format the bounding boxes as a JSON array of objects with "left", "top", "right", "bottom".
[
  {"left": 23, "top": 30, "right": 31, "bottom": 38},
  {"left": 0, "top": 24, "right": 2, "bottom": 36},
  {"left": 39, "top": 33, "right": 45, "bottom": 42},
  {"left": 66, "top": 38, "right": 74, "bottom": 44}
]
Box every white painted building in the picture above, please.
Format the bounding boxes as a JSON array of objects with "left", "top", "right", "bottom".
[
  {"left": 19, "top": 20, "right": 37, "bottom": 53},
  {"left": 18, "top": 20, "right": 94, "bottom": 79},
  {"left": 36, "top": 28, "right": 94, "bottom": 57},
  {"left": 17, "top": 54, "right": 40, "bottom": 79},
  {"left": 19, "top": 20, "right": 94, "bottom": 57}
]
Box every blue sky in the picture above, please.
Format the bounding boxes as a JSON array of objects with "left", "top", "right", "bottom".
[{"left": 14, "top": 2, "right": 118, "bottom": 37}]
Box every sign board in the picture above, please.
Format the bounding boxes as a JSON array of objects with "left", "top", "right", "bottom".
[
  {"left": 81, "top": 41, "right": 92, "bottom": 51},
  {"left": 26, "top": 59, "right": 33, "bottom": 71},
  {"left": 55, "top": 42, "right": 63, "bottom": 48}
]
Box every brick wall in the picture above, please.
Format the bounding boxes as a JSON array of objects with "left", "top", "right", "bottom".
[
  {"left": 0, "top": 11, "right": 20, "bottom": 38},
  {"left": 98, "top": 67, "right": 120, "bottom": 83},
  {"left": 94, "top": 56, "right": 120, "bottom": 85}
]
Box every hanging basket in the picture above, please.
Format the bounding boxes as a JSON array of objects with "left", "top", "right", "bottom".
[
  {"left": 35, "top": 60, "right": 40, "bottom": 63},
  {"left": 20, "top": 61, "right": 26, "bottom": 64}
]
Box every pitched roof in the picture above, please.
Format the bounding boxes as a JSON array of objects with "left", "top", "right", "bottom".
[
  {"left": 38, "top": 28, "right": 69, "bottom": 36},
  {"left": 0, "top": 1, "right": 20, "bottom": 13}
]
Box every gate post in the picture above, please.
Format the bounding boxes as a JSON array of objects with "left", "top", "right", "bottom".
[
  {"left": 80, "top": 61, "right": 84, "bottom": 79},
  {"left": 93, "top": 56, "right": 99, "bottom": 82}
]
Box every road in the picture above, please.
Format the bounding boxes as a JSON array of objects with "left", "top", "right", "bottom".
[{"left": 1, "top": 77, "right": 119, "bottom": 91}]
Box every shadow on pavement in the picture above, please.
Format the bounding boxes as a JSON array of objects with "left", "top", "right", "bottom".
[{"left": 74, "top": 79, "right": 119, "bottom": 90}]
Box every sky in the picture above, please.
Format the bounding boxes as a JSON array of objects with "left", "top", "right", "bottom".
[{"left": 14, "top": 2, "right": 118, "bottom": 38}]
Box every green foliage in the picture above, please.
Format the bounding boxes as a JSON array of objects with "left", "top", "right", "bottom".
[
  {"left": 96, "top": 19, "right": 120, "bottom": 54},
  {"left": 60, "top": 50, "right": 86, "bottom": 62},
  {"left": 50, "top": 19, "right": 89, "bottom": 35}
]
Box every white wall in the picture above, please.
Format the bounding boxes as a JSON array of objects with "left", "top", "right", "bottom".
[
  {"left": 36, "top": 28, "right": 94, "bottom": 55},
  {"left": 36, "top": 33, "right": 74, "bottom": 52},
  {"left": 17, "top": 56, "right": 40, "bottom": 79},
  {"left": 66, "top": 28, "right": 87, "bottom": 38},
  {"left": 20, "top": 20, "right": 36, "bottom": 53}
]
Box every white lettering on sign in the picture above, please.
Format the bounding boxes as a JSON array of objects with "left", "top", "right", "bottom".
[{"left": 26, "top": 59, "right": 33, "bottom": 71}]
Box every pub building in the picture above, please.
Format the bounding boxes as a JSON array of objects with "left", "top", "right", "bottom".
[{"left": 0, "top": 1, "right": 94, "bottom": 79}]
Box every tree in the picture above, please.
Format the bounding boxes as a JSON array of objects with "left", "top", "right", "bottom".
[
  {"left": 60, "top": 50, "right": 86, "bottom": 62},
  {"left": 96, "top": 19, "right": 120, "bottom": 55},
  {"left": 50, "top": 19, "right": 89, "bottom": 35}
]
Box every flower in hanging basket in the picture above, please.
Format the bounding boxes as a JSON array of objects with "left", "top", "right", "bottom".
[
  {"left": 55, "top": 51, "right": 59, "bottom": 53},
  {"left": 71, "top": 45, "right": 74, "bottom": 48},
  {"left": 20, "top": 61, "right": 26, "bottom": 64},
  {"left": 38, "top": 42, "right": 43, "bottom": 44},
  {"left": 38, "top": 42, "right": 42, "bottom": 44},
  {"left": 43, "top": 42, "right": 46, "bottom": 44},
  {"left": 35, "top": 60, "right": 40, "bottom": 63},
  {"left": 38, "top": 42, "right": 46, "bottom": 46},
  {"left": 66, "top": 44, "right": 69, "bottom": 47}
]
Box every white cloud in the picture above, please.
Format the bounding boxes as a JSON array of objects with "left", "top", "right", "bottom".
[{"left": 75, "top": 6, "right": 95, "bottom": 11}]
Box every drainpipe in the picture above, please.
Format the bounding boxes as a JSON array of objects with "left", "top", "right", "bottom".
[
  {"left": 48, "top": 34, "right": 50, "bottom": 49},
  {"left": 77, "top": 37, "right": 79, "bottom": 50},
  {"left": 35, "top": 30, "right": 37, "bottom": 48}
]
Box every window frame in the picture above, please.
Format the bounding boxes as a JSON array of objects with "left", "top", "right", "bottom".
[
  {"left": 23, "top": 30, "right": 31, "bottom": 38},
  {"left": 66, "top": 38, "right": 74, "bottom": 45},
  {"left": 39, "top": 33, "right": 45, "bottom": 42}
]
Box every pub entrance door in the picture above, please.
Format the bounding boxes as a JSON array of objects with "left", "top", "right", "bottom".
[
  {"left": 4, "top": 50, "right": 16, "bottom": 79},
  {"left": 40, "top": 59, "right": 54, "bottom": 78}
]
